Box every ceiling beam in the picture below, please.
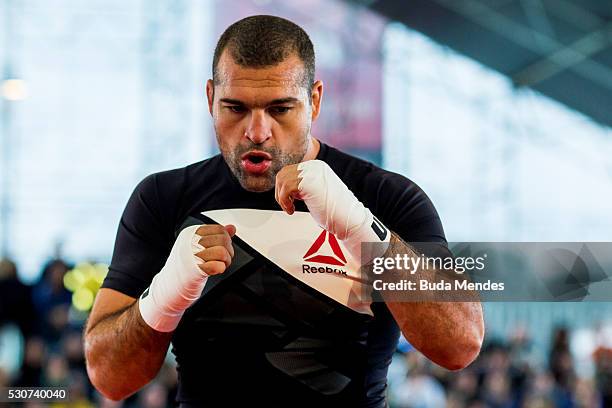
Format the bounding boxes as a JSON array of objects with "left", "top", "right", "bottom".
[
  {"left": 513, "top": 21, "right": 612, "bottom": 87},
  {"left": 543, "top": 0, "right": 603, "bottom": 32},
  {"left": 520, "top": 0, "right": 557, "bottom": 44},
  {"left": 431, "top": 0, "right": 612, "bottom": 91}
]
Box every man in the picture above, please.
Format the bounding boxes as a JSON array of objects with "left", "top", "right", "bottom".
[{"left": 84, "top": 15, "right": 484, "bottom": 407}]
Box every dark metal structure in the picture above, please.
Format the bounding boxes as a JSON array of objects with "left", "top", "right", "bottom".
[{"left": 349, "top": 0, "right": 612, "bottom": 127}]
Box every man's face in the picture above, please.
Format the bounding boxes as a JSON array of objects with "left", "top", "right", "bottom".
[{"left": 207, "top": 51, "right": 321, "bottom": 192}]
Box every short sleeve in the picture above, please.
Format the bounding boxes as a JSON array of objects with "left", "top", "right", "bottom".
[
  {"left": 101, "top": 174, "right": 174, "bottom": 298},
  {"left": 363, "top": 171, "right": 448, "bottom": 248}
]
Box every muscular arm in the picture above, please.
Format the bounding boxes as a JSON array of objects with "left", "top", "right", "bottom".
[
  {"left": 83, "top": 288, "right": 173, "bottom": 401},
  {"left": 382, "top": 233, "right": 485, "bottom": 370},
  {"left": 274, "top": 160, "right": 482, "bottom": 368}
]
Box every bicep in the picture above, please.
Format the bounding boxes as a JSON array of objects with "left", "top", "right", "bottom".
[{"left": 86, "top": 288, "right": 136, "bottom": 335}]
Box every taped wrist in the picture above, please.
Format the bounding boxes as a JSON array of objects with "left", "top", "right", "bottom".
[
  {"left": 138, "top": 225, "right": 208, "bottom": 332},
  {"left": 297, "top": 160, "right": 391, "bottom": 263}
]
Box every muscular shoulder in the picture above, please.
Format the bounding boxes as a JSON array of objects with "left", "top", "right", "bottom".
[
  {"left": 127, "top": 155, "right": 225, "bottom": 235},
  {"left": 135, "top": 155, "right": 222, "bottom": 205},
  {"left": 137, "top": 155, "right": 222, "bottom": 197},
  {"left": 320, "top": 143, "right": 446, "bottom": 243},
  {"left": 319, "top": 144, "right": 423, "bottom": 209}
]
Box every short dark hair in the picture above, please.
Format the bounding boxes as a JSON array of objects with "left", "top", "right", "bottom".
[{"left": 212, "top": 15, "right": 315, "bottom": 90}]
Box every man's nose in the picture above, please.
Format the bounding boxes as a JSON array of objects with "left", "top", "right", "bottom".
[{"left": 244, "top": 110, "right": 272, "bottom": 144}]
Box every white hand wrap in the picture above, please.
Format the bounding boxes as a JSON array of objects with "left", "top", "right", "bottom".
[
  {"left": 138, "top": 225, "right": 207, "bottom": 332},
  {"left": 297, "top": 160, "right": 391, "bottom": 263}
]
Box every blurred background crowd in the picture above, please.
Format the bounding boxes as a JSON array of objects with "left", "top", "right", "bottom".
[
  {"left": 1, "top": 0, "right": 612, "bottom": 406},
  {"left": 0, "top": 257, "right": 179, "bottom": 408},
  {"left": 1, "top": 256, "right": 611, "bottom": 407}
]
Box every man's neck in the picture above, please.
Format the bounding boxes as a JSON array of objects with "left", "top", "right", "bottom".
[{"left": 302, "top": 137, "right": 320, "bottom": 162}]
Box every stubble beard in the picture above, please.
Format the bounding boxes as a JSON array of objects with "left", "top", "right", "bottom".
[{"left": 218, "top": 130, "right": 310, "bottom": 193}]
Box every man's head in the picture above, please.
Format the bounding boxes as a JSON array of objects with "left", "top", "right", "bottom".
[{"left": 207, "top": 15, "right": 323, "bottom": 192}]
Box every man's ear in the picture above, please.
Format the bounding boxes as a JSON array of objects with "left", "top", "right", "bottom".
[
  {"left": 310, "top": 80, "right": 323, "bottom": 122},
  {"left": 206, "top": 79, "right": 214, "bottom": 115}
]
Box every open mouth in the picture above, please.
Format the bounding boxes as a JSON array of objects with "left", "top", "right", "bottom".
[
  {"left": 242, "top": 151, "right": 272, "bottom": 163},
  {"left": 248, "top": 155, "right": 265, "bottom": 164},
  {"left": 240, "top": 151, "right": 272, "bottom": 174}
]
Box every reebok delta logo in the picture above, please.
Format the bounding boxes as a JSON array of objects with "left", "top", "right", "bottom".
[{"left": 302, "top": 230, "right": 348, "bottom": 275}]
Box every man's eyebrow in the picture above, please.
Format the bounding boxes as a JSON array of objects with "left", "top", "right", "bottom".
[
  {"left": 218, "top": 97, "right": 299, "bottom": 106},
  {"left": 269, "top": 97, "right": 299, "bottom": 105},
  {"left": 219, "top": 98, "right": 245, "bottom": 105}
]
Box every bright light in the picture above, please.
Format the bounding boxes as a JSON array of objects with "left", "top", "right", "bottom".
[
  {"left": 64, "top": 262, "right": 108, "bottom": 312},
  {"left": 73, "top": 288, "right": 95, "bottom": 312},
  {"left": 2, "top": 79, "right": 28, "bottom": 101}
]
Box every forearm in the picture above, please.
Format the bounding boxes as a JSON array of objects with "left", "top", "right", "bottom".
[
  {"left": 385, "top": 300, "right": 483, "bottom": 369},
  {"left": 84, "top": 301, "right": 173, "bottom": 400},
  {"left": 381, "top": 233, "right": 484, "bottom": 370},
  {"left": 277, "top": 161, "right": 483, "bottom": 367}
]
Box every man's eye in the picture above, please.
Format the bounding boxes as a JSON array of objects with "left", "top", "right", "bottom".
[
  {"left": 227, "top": 105, "right": 245, "bottom": 113},
  {"left": 270, "top": 106, "right": 291, "bottom": 114}
]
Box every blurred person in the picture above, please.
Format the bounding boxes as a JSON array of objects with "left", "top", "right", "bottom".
[
  {"left": 137, "top": 381, "right": 168, "bottom": 408},
  {"left": 521, "top": 394, "right": 555, "bottom": 408},
  {"left": 33, "top": 259, "right": 72, "bottom": 311},
  {"left": 84, "top": 15, "right": 484, "bottom": 407},
  {"left": 44, "top": 304, "right": 71, "bottom": 346},
  {"left": 0, "top": 366, "right": 8, "bottom": 387},
  {"left": 549, "top": 326, "right": 576, "bottom": 392},
  {"left": 32, "top": 259, "right": 72, "bottom": 341},
  {"left": 466, "top": 399, "right": 488, "bottom": 408},
  {"left": 548, "top": 327, "right": 576, "bottom": 408},
  {"left": 44, "top": 370, "right": 96, "bottom": 408},
  {"left": 393, "top": 372, "right": 446, "bottom": 408},
  {"left": 449, "top": 370, "right": 479, "bottom": 403},
  {"left": 62, "top": 330, "right": 87, "bottom": 372},
  {"left": 59, "top": 331, "right": 98, "bottom": 405},
  {"left": 95, "top": 393, "right": 124, "bottom": 408},
  {"left": 525, "top": 371, "right": 572, "bottom": 408},
  {"left": 156, "top": 362, "right": 178, "bottom": 407},
  {"left": 480, "top": 370, "right": 514, "bottom": 408},
  {"left": 23, "top": 402, "right": 46, "bottom": 408},
  {"left": 478, "top": 340, "right": 535, "bottom": 403},
  {"left": 42, "top": 353, "right": 70, "bottom": 388},
  {"left": 391, "top": 353, "right": 446, "bottom": 408},
  {"left": 573, "top": 378, "right": 602, "bottom": 408},
  {"left": 592, "top": 345, "right": 611, "bottom": 407},
  {"left": 507, "top": 325, "right": 536, "bottom": 402},
  {"left": 571, "top": 321, "right": 612, "bottom": 406},
  {"left": 15, "top": 336, "right": 46, "bottom": 387},
  {"left": 0, "top": 258, "right": 37, "bottom": 337},
  {"left": 481, "top": 341, "right": 512, "bottom": 374},
  {"left": 445, "top": 391, "right": 467, "bottom": 408},
  {"left": 387, "top": 351, "right": 410, "bottom": 399}
]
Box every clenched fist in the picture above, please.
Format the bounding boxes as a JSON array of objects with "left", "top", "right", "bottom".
[
  {"left": 275, "top": 160, "right": 390, "bottom": 263},
  {"left": 194, "top": 224, "right": 236, "bottom": 276},
  {"left": 139, "top": 223, "right": 236, "bottom": 332}
]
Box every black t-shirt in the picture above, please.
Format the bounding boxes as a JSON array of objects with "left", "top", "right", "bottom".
[{"left": 102, "top": 142, "right": 446, "bottom": 407}]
